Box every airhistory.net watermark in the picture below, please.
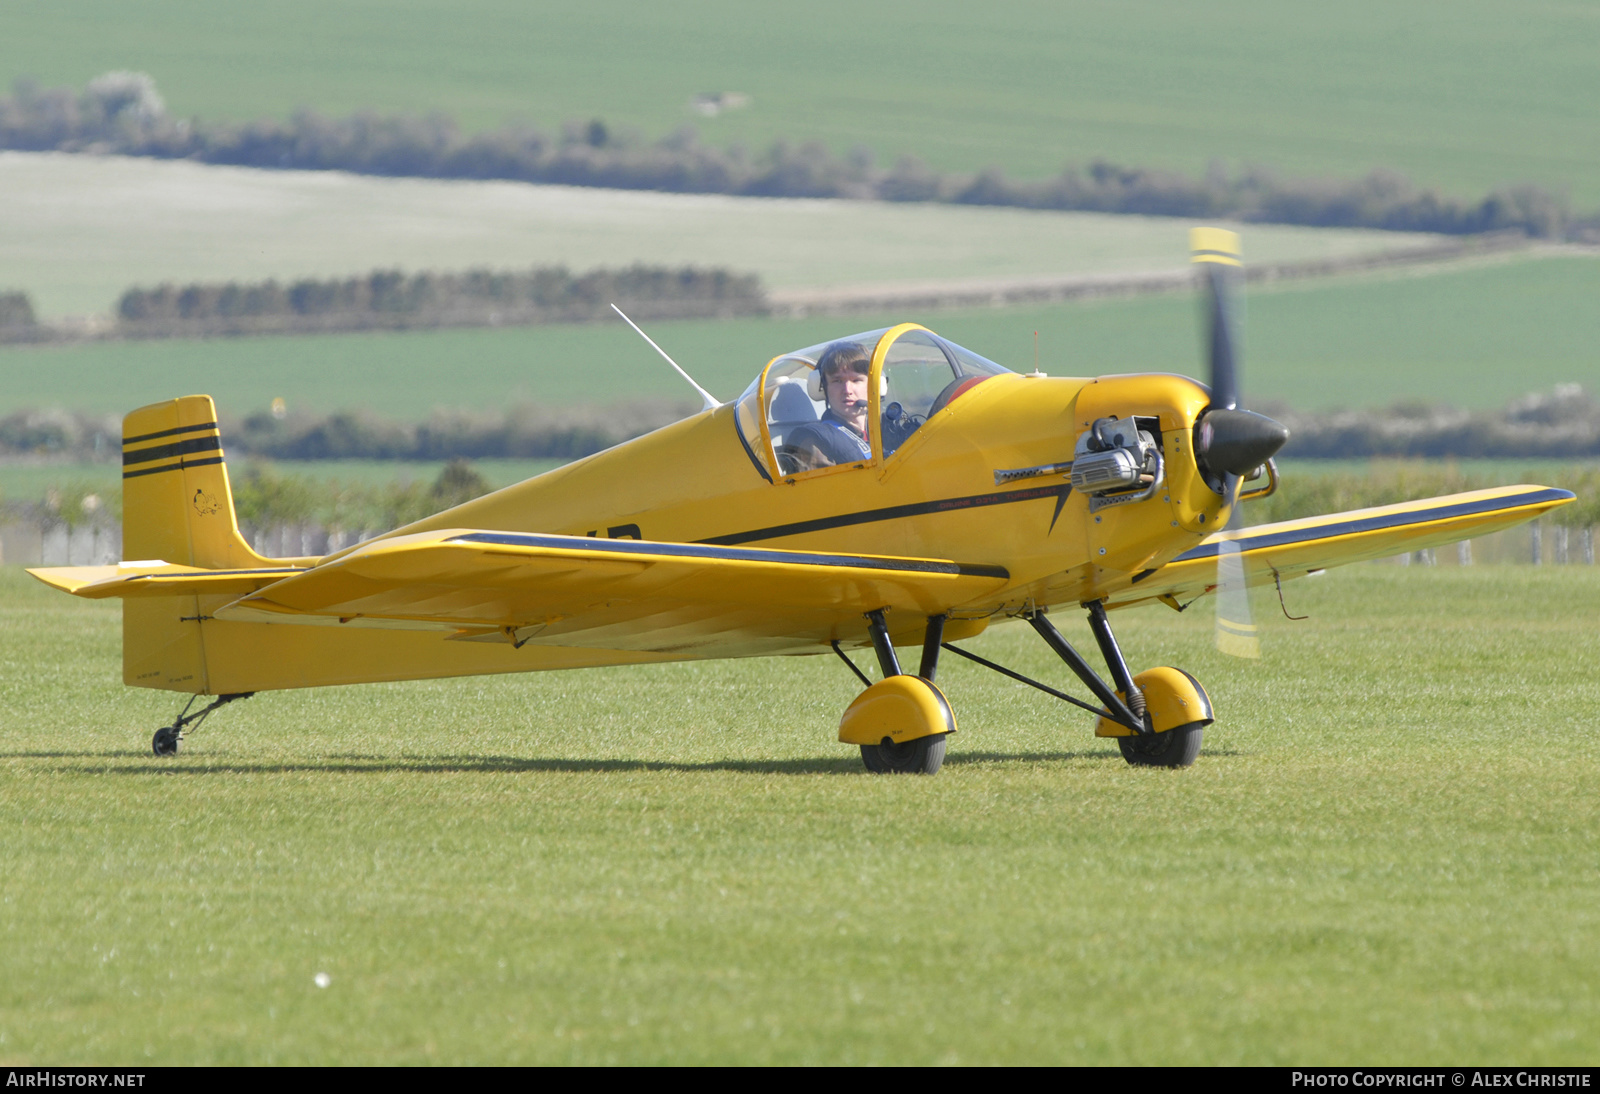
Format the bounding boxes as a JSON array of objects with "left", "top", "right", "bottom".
[{"left": 5, "top": 1075, "right": 145, "bottom": 1088}]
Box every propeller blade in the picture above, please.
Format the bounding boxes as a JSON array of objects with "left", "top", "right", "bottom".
[
  {"left": 1214, "top": 477, "right": 1260, "bottom": 658},
  {"left": 1190, "top": 227, "right": 1242, "bottom": 411},
  {"left": 1188, "top": 228, "right": 1289, "bottom": 497}
]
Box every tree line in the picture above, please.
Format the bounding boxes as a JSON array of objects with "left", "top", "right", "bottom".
[
  {"left": 0, "top": 263, "right": 765, "bottom": 343},
  {"left": 0, "top": 400, "right": 693, "bottom": 464},
  {"left": 1271, "top": 384, "right": 1600, "bottom": 460},
  {"left": 113, "top": 265, "right": 766, "bottom": 338},
  {"left": 2, "top": 72, "right": 1591, "bottom": 241},
  {"left": 2, "top": 385, "right": 1598, "bottom": 466}
]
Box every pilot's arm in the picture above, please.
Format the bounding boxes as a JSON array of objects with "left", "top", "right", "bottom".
[
  {"left": 780, "top": 424, "right": 837, "bottom": 472},
  {"left": 783, "top": 419, "right": 865, "bottom": 471}
]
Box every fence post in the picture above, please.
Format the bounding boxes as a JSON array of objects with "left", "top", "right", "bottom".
[
  {"left": 1531, "top": 522, "right": 1542, "bottom": 565},
  {"left": 1555, "top": 525, "right": 1569, "bottom": 565},
  {"left": 1584, "top": 527, "right": 1595, "bottom": 565},
  {"left": 1457, "top": 540, "right": 1472, "bottom": 566}
]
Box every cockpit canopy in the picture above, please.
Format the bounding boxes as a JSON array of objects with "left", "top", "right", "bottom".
[{"left": 735, "top": 324, "right": 1011, "bottom": 480}]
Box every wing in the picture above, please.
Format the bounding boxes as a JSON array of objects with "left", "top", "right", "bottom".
[
  {"left": 205, "top": 530, "right": 1010, "bottom": 657},
  {"left": 1111, "top": 485, "right": 1574, "bottom": 608}
]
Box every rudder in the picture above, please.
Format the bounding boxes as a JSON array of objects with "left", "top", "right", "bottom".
[
  {"left": 121, "top": 396, "right": 270, "bottom": 693},
  {"left": 122, "top": 395, "right": 264, "bottom": 568}
]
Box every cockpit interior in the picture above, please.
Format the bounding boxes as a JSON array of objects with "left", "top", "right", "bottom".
[{"left": 734, "top": 324, "right": 1011, "bottom": 481}]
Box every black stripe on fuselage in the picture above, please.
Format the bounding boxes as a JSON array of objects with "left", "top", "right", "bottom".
[
  {"left": 696, "top": 482, "right": 1071, "bottom": 547},
  {"left": 122, "top": 455, "right": 226, "bottom": 480},
  {"left": 123, "top": 421, "right": 219, "bottom": 446},
  {"left": 451, "top": 531, "right": 1010, "bottom": 580},
  {"left": 1171, "top": 488, "right": 1575, "bottom": 563},
  {"left": 123, "top": 434, "right": 222, "bottom": 467}
]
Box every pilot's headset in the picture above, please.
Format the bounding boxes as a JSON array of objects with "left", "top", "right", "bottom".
[{"left": 807, "top": 343, "right": 887, "bottom": 407}]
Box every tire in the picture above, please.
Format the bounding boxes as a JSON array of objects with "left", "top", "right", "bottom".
[
  {"left": 151, "top": 726, "right": 180, "bottom": 756},
  {"left": 1117, "top": 723, "right": 1203, "bottom": 768},
  {"left": 861, "top": 733, "right": 947, "bottom": 775}
]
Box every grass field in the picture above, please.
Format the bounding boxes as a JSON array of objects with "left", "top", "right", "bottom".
[
  {"left": 1, "top": 564, "right": 1596, "bottom": 1064},
  {"left": 0, "top": 152, "right": 1439, "bottom": 319},
  {"left": 4, "top": 2, "right": 1598, "bottom": 206},
  {"left": 3, "top": 253, "right": 1596, "bottom": 418}
]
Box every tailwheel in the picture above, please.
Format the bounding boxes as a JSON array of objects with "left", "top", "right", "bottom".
[
  {"left": 861, "top": 733, "right": 947, "bottom": 775},
  {"left": 149, "top": 692, "right": 254, "bottom": 757}
]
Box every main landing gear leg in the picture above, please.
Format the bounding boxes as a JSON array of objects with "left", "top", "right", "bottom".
[
  {"left": 1079, "top": 599, "right": 1206, "bottom": 768},
  {"left": 1082, "top": 600, "right": 1148, "bottom": 728},
  {"left": 866, "top": 608, "right": 902, "bottom": 678},
  {"left": 941, "top": 603, "right": 1209, "bottom": 767},
  {"left": 1026, "top": 608, "right": 1146, "bottom": 734},
  {"left": 919, "top": 613, "right": 946, "bottom": 682},
  {"left": 845, "top": 611, "right": 951, "bottom": 775},
  {"left": 151, "top": 692, "right": 254, "bottom": 756}
]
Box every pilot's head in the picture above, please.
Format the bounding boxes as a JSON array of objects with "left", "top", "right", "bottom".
[{"left": 815, "top": 342, "right": 871, "bottom": 415}]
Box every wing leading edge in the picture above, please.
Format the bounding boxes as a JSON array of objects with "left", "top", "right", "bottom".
[{"left": 1112, "top": 484, "right": 1574, "bottom": 609}]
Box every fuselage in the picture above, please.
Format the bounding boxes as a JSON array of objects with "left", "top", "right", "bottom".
[{"left": 387, "top": 368, "right": 1230, "bottom": 644}]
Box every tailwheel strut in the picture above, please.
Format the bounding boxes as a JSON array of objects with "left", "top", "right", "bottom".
[{"left": 151, "top": 692, "right": 254, "bottom": 756}]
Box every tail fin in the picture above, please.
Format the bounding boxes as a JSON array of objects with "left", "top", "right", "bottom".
[
  {"left": 120, "top": 396, "right": 269, "bottom": 693},
  {"left": 121, "top": 395, "right": 266, "bottom": 568}
]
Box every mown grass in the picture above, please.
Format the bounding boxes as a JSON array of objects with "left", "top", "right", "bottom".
[
  {"left": 1, "top": 564, "right": 1597, "bottom": 1064},
  {"left": 4, "top": 253, "right": 1597, "bottom": 418},
  {"left": 4, "top": 1, "right": 1598, "bottom": 205},
  {"left": 0, "top": 152, "right": 1433, "bottom": 319}
]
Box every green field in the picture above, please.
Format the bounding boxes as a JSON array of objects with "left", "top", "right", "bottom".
[
  {"left": 4, "top": 253, "right": 1596, "bottom": 418},
  {"left": 1, "top": 564, "right": 1596, "bottom": 1064},
  {"left": 0, "top": 459, "right": 565, "bottom": 507},
  {"left": 0, "top": 152, "right": 1438, "bottom": 319},
  {"left": 4, "top": 1, "right": 1599, "bottom": 206}
]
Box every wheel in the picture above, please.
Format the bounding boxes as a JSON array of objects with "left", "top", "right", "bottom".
[
  {"left": 1117, "top": 723, "right": 1203, "bottom": 768},
  {"left": 860, "top": 733, "right": 947, "bottom": 775},
  {"left": 151, "top": 726, "right": 180, "bottom": 756}
]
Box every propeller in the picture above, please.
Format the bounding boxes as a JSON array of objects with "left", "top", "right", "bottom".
[{"left": 1189, "top": 228, "right": 1289, "bottom": 658}]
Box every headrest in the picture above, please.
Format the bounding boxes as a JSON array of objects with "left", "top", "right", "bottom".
[{"left": 770, "top": 379, "right": 820, "bottom": 422}]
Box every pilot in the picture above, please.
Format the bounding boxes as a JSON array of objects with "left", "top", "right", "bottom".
[{"left": 784, "top": 342, "right": 876, "bottom": 470}]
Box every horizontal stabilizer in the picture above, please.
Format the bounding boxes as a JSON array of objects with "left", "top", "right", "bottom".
[{"left": 29, "top": 561, "right": 309, "bottom": 599}]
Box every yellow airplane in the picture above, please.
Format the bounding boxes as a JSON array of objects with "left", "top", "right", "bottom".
[{"left": 30, "top": 229, "right": 1573, "bottom": 772}]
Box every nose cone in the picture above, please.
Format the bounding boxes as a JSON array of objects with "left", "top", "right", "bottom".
[{"left": 1195, "top": 408, "right": 1290, "bottom": 477}]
